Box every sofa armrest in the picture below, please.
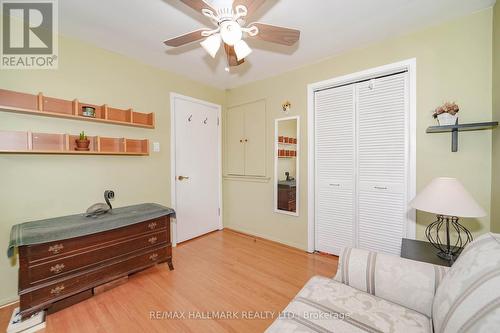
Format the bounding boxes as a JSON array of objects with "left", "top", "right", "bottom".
[{"left": 334, "top": 247, "right": 449, "bottom": 317}]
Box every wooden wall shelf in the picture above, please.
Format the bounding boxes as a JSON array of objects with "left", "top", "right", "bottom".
[
  {"left": 426, "top": 121, "right": 498, "bottom": 152},
  {"left": 0, "top": 89, "right": 155, "bottom": 129},
  {"left": 0, "top": 130, "right": 149, "bottom": 156}
]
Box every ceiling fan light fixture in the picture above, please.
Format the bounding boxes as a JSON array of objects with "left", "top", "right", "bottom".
[
  {"left": 234, "top": 39, "right": 252, "bottom": 61},
  {"left": 220, "top": 21, "right": 242, "bottom": 46},
  {"left": 164, "top": 1, "right": 301, "bottom": 68},
  {"left": 200, "top": 33, "right": 221, "bottom": 58}
]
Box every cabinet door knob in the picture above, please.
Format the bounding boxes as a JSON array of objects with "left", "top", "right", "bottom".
[
  {"left": 244, "top": 139, "right": 248, "bottom": 142},
  {"left": 240, "top": 139, "right": 243, "bottom": 143}
]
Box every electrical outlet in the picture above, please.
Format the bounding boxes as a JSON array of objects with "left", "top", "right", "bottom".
[{"left": 153, "top": 142, "right": 160, "bottom": 152}]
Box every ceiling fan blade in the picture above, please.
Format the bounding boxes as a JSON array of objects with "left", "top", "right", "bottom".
[
  {"left": 250, "top": 22, "right": 300, "bottom": 46},
  {"left": 233, "top": 0, "right": 266, "bottom": 18},
  {"left": 224, "top": 44, "right": 245, "bottom": 67},
  {"left": 164, "top": 29, "right": 209, "bottom": 47},
  {"left": 180, "top": 0, "right": 216, "bottom": 13}
]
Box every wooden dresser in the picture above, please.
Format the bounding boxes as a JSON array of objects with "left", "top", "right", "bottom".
[{"left": 17, "top": 214, "right": 173, "bottom": 319}]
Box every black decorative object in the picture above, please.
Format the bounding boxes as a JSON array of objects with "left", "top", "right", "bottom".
[
  {"left": 425, "top": 215, "right": 472, "bottom": 262},
  {"left": 85, "top": 190, "right": 115, "bottom": 218}
]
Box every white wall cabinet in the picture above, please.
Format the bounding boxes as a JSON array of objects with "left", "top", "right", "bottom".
[
  {"left": 314, "top": 72, "right": 414, "bottom": 256},
  {"left": 226, "top": 100, "right": 266, "bottom": 177}
]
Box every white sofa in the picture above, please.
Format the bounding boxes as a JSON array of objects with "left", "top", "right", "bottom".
[{"left": 266, "top": 232, "right": 500, "bottom": 333}]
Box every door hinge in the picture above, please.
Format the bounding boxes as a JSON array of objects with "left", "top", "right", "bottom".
[
  {"left": 218, "top": 208, "right": 221, "bottom": 216},
  {"left": 217, "top": 117, "right": 220, "bottom": 126}
]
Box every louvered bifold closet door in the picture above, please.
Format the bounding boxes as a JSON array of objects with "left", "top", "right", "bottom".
[
  {"left": 356, "top": 73, "right": 408, "bottom": 255},
  {"left": 314, "top": 85, "right": 355, "bottom": 255}
]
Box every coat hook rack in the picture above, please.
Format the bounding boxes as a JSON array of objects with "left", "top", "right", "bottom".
[{"left": 426, "top": 121, "right": 498, "bottom": 152}]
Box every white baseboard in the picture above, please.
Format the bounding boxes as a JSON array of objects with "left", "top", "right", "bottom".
[
  {"left": 0, "top": 298, "right": 19, "bottom": 309},
  {"left": 224, "top": 224, "right": 306, "bottom": 251}
]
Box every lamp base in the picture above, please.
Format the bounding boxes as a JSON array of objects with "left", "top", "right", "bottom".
[
  {"left": 425, "top": 215, "right": 473, "bottom": 263},
  {"left": 436, "top": 251, "right": 456, "bottom": 262}
]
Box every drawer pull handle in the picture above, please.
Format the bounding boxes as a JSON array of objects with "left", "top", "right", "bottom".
[
  {"left": 374, "top": 186, "right": 388, "bottom": 190},
  {"left": 48, "top": 244, "right": 64, "bottom": 254},
  {"left": 148, "top": 236, "right": 158, "bottom": 244},
  {"left": 149, "top": 253, "right": 159, "bottom": 261},
  {"left": 329, "top": 184, "right": 340, "bottom": 187},
  {"left": 50, "top": 285, "right": 65, "bottom": 295},
  {"left": 50, "top": 264, "right": 65, "bottom": 274},
  {"left": 148, "top": 222, "right": 157, "bottom": 230}
]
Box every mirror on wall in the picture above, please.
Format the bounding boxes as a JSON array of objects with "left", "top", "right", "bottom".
[{"left": 274, "top": 116, "right": 299, "bottom": 216}]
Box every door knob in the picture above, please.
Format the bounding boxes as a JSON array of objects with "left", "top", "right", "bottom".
[{"left": 177, "top": 176, "right": 190, "bottom": 181}]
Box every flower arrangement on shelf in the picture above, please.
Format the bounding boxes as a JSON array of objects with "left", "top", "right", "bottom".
[{"left": 433, "top": 102, "right": 459, "bottom": 126}]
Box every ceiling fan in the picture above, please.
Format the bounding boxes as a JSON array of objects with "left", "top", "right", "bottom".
[{"left": 164, "top": 0, "right": 300, "bottom": 68}]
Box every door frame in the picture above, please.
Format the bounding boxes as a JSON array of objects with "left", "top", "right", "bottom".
[
  {"left": 306, "top": 58, "right": 417, "bottom": 253},
  {"left": 170, "top": 93, "right": 223, "bottom": 246}
]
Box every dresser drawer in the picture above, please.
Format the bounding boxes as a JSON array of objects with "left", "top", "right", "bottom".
[
  {"left": 21, "top": 246, "right": 168, "bottom": 309},
  {"left": 24, "top": 230, "right": 168, "bottom": 287},
  {"left": 24, "top": 217, "right": 169, "bottom": 262}
]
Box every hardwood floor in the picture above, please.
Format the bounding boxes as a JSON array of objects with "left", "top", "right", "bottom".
[{"left": 1, "top": 229, "right": 338, "bottom": 333}]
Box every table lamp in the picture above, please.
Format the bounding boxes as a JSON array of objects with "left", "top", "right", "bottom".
[{"left": 409, "top": 177, "right": 486, "bottom": 262}]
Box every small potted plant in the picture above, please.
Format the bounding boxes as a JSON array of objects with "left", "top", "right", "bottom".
[
  {"left": 75, "top": 131, "right": 90, "bottom": 151},
  {"left": 433, "top": 102, "right": 459, "bottom": 126}
]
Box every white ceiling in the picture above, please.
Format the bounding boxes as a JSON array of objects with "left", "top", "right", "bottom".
[{"left": 59, "top": 0, "right": 495, "bottom": 89}]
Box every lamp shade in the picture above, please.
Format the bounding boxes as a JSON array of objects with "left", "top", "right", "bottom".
[
  {"left": 200, "top": 34, "right": 221, "bottom": 58},
  {"left": 234, "top": 40, "right": 252, "bottom": 61},
  {"left": 409, "top": 177, "right": 486, "bottom": 218}
]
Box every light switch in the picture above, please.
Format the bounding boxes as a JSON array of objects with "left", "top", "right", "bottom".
[{"left": 153, "top": 142, "right": 160, "bottom": 152}]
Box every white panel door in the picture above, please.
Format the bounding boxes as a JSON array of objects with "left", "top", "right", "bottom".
[
  {"left": 314, "top": 85, "right": 356, "bottom": 255},
  {"left": 356, "top": 73, "right": 409, "bottom": 255},
  {"left": 173, "top": 96, "right": 221, "bottom": 243}
]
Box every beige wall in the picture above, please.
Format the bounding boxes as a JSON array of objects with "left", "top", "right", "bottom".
[
  {"left": 492, "top": 3, "right": 500, "bottom": 233},
  {"left": 0, "top": 36, "right": 225, "bottom": 304},
  {"left": 223, "top": 9, "right": 494, "bottom": 249}
]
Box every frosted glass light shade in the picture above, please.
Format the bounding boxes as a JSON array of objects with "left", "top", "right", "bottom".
[
  {"left": 234, "top": 40, "right": 252, "bottom": 61},
  {"left": 409, "top": 177, "right": 486, "bottom": 218},
  {"left": 200, "top": 34, "right": 221, "bottom": 58},
  {"left": 220, "top": 21, "right": 242, "bottom": 46}
]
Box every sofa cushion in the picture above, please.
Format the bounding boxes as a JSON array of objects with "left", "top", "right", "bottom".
[
  {"left": 432, "top": 232, "right": 500, "bottom": 333},
  {"left": 265, "top": 276, "right": 431, "bottom": 333},
  {"left": 334, "top": 247, "right": 448, "bottom": 317}
]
